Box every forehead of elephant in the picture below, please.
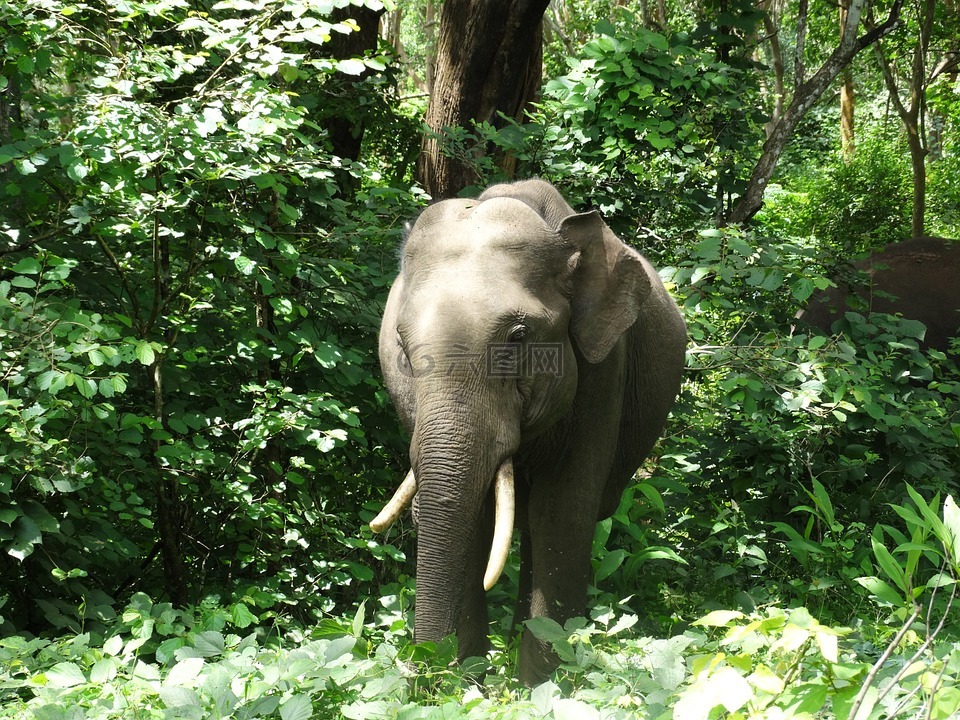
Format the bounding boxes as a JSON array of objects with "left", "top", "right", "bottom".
[
  {"left": 399, "top": 198, "right": 573, "bottom": 339},
  {"left": 402, "top": 196, "right": 571, "bottom": 283}
]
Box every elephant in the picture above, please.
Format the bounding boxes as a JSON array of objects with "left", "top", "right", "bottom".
[
  {"left": 799, "top": 237, "right": 960, "bottom": 354},
  {"left": 368, "top": 179, "right": 687, "bottom": 684}
]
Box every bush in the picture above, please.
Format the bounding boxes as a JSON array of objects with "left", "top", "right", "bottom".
[{"left": 758, "top": 129, "right": 912, "bottom": 253}]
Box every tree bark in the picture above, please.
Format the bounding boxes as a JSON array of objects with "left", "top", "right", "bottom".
[
  {"left": 415, "top": 0, "right": 551, "bottom": 199},
  {"left": 839, "top": 1, "right": 855, "bottom": 160},
  {"left": 424, "top": 0, "right": 437, "bottom": 96},
  {"left": 758, "top": 0, "right": 785, "bottom": 138},
  {"left": 840, "top": 72, "right": 855, "bottom": 159},
  {"left": 727, "top": 0, "right": 903, "bottom": 225},
  {"left": 794, "top": 0, "right": 808, "bottom": 89}
]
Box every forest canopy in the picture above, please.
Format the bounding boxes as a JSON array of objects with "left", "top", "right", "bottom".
[{"left": 1, "top": 0, "right": 959, "bottom": 717}]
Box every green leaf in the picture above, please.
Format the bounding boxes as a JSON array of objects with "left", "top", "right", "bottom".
[
  {"left": 314, "top": 341, "right": 343, "bottom": 368},
  {"left": 525, "top": 617, "right": 568, "bottom": 643},
  {"left": 942, "top": 495, "right": 960, "bottom": 568},
  {"left": 231, "top": 602, "right": 257, "bottom": 629},
  {"left": 8, "top": 516, "right": 42, "bottom": 561},
  {"left": 906, "top": 485, "right": 946, "bottom": 539},
  {"left": 783, "top": 682, "right": 829, "bottom": 715},
  {"left": 693, "top": 610, "right": 744, "bottom": 627},
  {"left": 76, "top": 377, "right": 97, "bottom": 399},
  {"left": 38, "top": 370, "right": 66, "bottom": 393},
  {"left": 871, "top": 527, "right": 907, "bottom": 593},
  {"left": 856, "top": 576, "right": 903, "bottom": 606},
  {"left": 11, "top": 257, "right": 42, "bottom": 274},
  {"left": 280, "top": 694, "right": 313, "bottom": 720},
  {"left": 595, "top": 548, "right": 627, "bottom": 581},
  {"left": 192, "top": 631, "right": 225, "bottom": 657},
  {"left": 159, "top": 687, "right": 200, "bottom": 709},
  {"left": 336, "top": 58, "right": 366, "bottom": 75},
  {"left": 351, "top": 599, "right": 366, "bottom": 637},
  {"left": 90, "top": 658, "right": 118, "bottom": 684},
  {"left": 675, "top": 665, "right": 752, "bottom": 718},
  {"left": 807, "top": 478, "right": 836, "bottom": 529},
  {"left": 98, "top": 377, "right": 116, "bottom": 398},
  {"left": 135, "top": 341, "right": 156, "bottom": 365},
  {"left": 554, "top": 698, "right": 600, "bottom": 720},
  {"left": 647, "top": 132, "right": 673, "bottom": 150},
  {"left": 234, "top": 255, "right": 256, "bottom": 275},
  {"left": 66, "top": 161, "right": 88, "bottom": 182},
  {"left": 165, "top": 657, "right": 204, "bottom": 686},
  {"left": 637, "top": 482, "right": 666, "bottom": 513},
  {"left": 531, "top": 680, "right": 560, "bottom": 714},
  {"left": 45, "top": 662, "right": 86, "bottom": 688}
]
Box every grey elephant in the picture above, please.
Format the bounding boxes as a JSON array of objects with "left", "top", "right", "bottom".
[
  {"left": 369, "top": 179, "right": 686, "bottom": 684},
  {"left": 800, "top": 237, "right": 960, "bottom": 354}
]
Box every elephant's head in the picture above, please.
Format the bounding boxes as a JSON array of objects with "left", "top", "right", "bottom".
[{"left": 371, "top": 179, "right": 654, "bottom": 654}]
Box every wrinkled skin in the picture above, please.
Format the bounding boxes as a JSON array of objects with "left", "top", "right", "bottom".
[
  {"left": 377, "top": 179, "right": 686, "bottom": 685},
  {"left": 800, "top": 237, "right": 960, "bottom": 353}
]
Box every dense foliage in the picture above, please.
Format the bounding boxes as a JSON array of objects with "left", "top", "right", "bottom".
[
  {"left": 2, "top": 0, "right": 959, "bottom": 717},
  {"left": 0, "top": 0, "right": 415, "bottom": 630}
]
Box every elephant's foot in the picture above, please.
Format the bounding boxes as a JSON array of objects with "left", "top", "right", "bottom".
[{"left": 518, "top": 629, "right": 561, "bottom": 686}]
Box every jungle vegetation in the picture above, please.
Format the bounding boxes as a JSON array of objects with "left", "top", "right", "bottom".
[{"left": 1, "top": 0, "right": 959, "bottom": 717}]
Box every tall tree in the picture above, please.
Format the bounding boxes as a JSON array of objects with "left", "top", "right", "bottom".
[
  {"left": 728, "top": 0, "right": 904, "bottom": 224},
  {"left": 869, "top": 0, "right": 936, "bottom": 238},
  {"left": 415, "top": 0, "right": 551, "bottom": 198}
]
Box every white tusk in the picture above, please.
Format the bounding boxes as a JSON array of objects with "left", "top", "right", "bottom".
[
  {"left": 483, "top": 459, "right": 515, "bottom": 591},
  {"left": 369, "top": 469, "right": 417, "bottom": 532}
]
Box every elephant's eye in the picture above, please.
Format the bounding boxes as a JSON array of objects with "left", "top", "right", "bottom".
[{"left": 508, "top": 326, "right": 528, "bottom": 343}]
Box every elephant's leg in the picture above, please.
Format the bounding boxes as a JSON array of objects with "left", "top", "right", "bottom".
[
  {"left": 510, "top": 530, "right": 533, "bottom": 639},
  {"left": 519, "top": 480, "right": 603, "bottom": 685}
]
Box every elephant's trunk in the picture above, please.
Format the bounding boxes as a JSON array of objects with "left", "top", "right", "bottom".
[
  {"left": 403, "top": 387, "right": 519, "bottom": 649},
  {"left": 370, "top": 460, "right": 515, "bottom": 590}
]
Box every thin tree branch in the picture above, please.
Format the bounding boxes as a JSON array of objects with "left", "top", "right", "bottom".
[
  {"left": 848, "top": 602, "right": 922, "bottom": 720},
  {"left": 93, "top": 233, "right": 144, "bottom": 326},
  {"left": 0, "top": 226, "right": 64, "bottom": 256}
]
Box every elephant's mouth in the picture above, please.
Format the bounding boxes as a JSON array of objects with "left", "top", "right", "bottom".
[{"left": 369, "top": 458, "right": 515, "bottom": 590}]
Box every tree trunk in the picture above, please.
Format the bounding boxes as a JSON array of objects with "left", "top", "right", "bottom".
[
  {"left": 415, "top": 0, "right": 551, "bottom": 199},
  {"left": 149, "top": 205, "right": 188, "bottom": 606},
  {"left": 840, "top": 72, "right": 855, "bottom": 159},
  {"left": 323, "top": 5, "right": 386, "bottom": 166},
  {"left": 794, "top": 0, "right": 808, "bottom": 89},
  {"left": 424, "top": 1, "right": 437, "bottom": 96},
  {"left": 906, "top": 130, "right": 926, "bottom": 237},
  {"left": 839, "top": 1, "right": 855, "bottom": 160},
  {"left": 759, "top": 2, "right": 785, "bottom": 138},
  {"left": 727, "top": 0, "right": 903, "bottom": 225}
]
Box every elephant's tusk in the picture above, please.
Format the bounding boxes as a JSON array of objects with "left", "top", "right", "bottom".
[
  {"left": 369, "top": 469, "right": 417, "bottom": 532},
  {"left": 483, "top": 458, "right": 515, "bottom": 591}
]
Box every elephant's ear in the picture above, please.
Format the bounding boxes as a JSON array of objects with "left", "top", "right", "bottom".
[{"left": 559, "top": 211, "right": 653, "bottom": 364}]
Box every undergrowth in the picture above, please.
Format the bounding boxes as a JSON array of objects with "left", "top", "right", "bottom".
[{"left": 3, "top": 487, "right": 959, "bottom": 720}]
